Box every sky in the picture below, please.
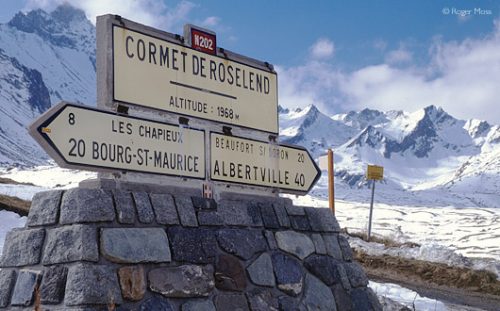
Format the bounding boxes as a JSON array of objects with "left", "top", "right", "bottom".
[{"left": 2, "top": 0, "right": 500, "bottom": 123}]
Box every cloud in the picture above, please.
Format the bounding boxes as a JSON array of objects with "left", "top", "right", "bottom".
[
  {"left": 385, "top": 47, "right": 413, "bottom": 64},
  {"left": 310, "top": 38, "right": 335, "bottom": 59},
  {"left": 24, "top": 0, "right": 196, "bottom": 31},
  {"left": 279, "top": 19, "right": 500, "bottom": 124},
  {"left": 201, "top": 16, "right": 220, "bottom": 28}
]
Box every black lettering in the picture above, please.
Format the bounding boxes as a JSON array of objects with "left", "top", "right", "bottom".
[
  {"left": 227, "top": 65, "right": 234, "bottom": 84},
  {"left": 181, "top": 51, "right": 187, "bottom": 72},
  {"left": 264, "top": 77, "right": 270, "bottom": 94},
  {"left": 149, "top": 42, "right": 157, "bottom": 64},
  {"left": 192, "top": 55, "right": 199, "bottom": 75},
  {"left": 160, "top": 45, "right": 169, "bottom": 67},
  {"left": 209, "top": 60, "right": 217, "bottom": 80},
  {"left": 137, "top": 39, "right": 146, "bottom": 61},
  {"left": 125, "top": 36, "right": 134, "bottom": 58},
  {"left": 218, "top": 63, "right": 226, "bottom": 82},
  {"left": 235, "top": 67, "right": 241, "bottom": 87},
  {"left": 200, "top": 57, "right": 206, "bottom": 77},
  {"left": 172, "top": 49, "right": 179, "bottom": 70}
]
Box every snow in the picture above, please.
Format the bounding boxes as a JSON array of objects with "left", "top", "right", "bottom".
[
  {"left": 1, "top": 164, "right": 95, "bottom": 190},
  {"left": 369, "top": 281, "right": 486, "bottom": 311},
  {"left": 0, "top": 210, "right": 26, "bottom": 256},
  {"left": 289, "top": 193, "right": 500, "bottom": 279}
]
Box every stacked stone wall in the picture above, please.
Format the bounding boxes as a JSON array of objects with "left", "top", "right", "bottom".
[{"left": 0, "top": 187, "right": 381, "bottom": 310}]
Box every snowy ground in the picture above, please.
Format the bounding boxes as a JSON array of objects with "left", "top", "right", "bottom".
[{"left": 0, "top": 164, "right": 499, "bottom": 310}]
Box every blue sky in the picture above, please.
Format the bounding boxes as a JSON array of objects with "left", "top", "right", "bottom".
[{"left": 2, "top": 0, "right": 500, "bottom": 122}]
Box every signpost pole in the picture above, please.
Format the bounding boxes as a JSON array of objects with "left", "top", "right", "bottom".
[
  {"left": 328, "top": 149, "right": 335, "bottom": 214},
  {"left": 367, "top": 180, "right": 376, "bottom": 241}
]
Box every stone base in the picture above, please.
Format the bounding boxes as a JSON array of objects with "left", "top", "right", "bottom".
[{"left": 0, "top": 187, "right": 381, "bottom": 311}]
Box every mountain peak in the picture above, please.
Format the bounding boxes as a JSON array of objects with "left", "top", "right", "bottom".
[{"left": 50, "top": 3, "right": 88, "bottom": 24}]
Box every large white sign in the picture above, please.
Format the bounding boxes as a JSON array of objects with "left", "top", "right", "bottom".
[
  {"left": 29, "top": 102, "right": 206, "bottom": 178},
  {"left": 112, "top": 25, "right": 278, "bottom": 133},
  {"left": 210, "top": 133, "right": 321, "bottom": 193}
]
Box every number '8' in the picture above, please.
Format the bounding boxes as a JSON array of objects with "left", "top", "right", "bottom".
[{"left": 68, "top": 113, "right": 75, "bottom": 125}]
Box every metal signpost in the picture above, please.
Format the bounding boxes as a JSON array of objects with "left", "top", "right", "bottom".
[
  {"left": 366, "top": 165, "right": 384, "bottom": 240},
  {"left": 29, "top": 102, "right": 205, "bottom": 179}
]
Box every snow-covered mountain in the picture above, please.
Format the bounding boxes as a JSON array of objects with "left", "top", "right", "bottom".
[
  {"left": 0, "top": 5, "right": 498, "bottom": 207},
  {"left": 280, "top": 104, "right": 500, "bottom": 206},
  {"left": 0, "top": 4, "right": 95, "bottom": 165}
]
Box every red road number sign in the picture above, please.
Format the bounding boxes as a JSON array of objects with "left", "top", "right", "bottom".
[{"left": 191, "top": 29, "right": 216, "bottom": 55}]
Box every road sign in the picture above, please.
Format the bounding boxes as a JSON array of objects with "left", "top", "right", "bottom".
[
  {"left": 366, "top": 165, "right": 384, "bottom": 180},
  {"left": 104, "top": 19, "right": 278, "bottom": 133},
  {"left": 29, "top": 102, "right": 206, "bottom": 179},
  {"left": 210, "top": 133, "right": 321, "bottom": 193}
]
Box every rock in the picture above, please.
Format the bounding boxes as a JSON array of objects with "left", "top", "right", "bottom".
[
  {"left": 65, "top": 263, "right": 123, "bottom": 306},
  {"left": 312, "top": 233, "right": 327, "bottom": 255},
  {"left": 247, "top": 201, "right": 264, "bottom": 226},
  {"left": 344, "top": 262, "right": 369, "bottom": 288},
  {"left": 218, "top": 200, "right": 260, "bottom": 227},
  {"left": 27, "top": 190, "right": 63, "bottom": 226},
  {"left": 60, "top": 188, "right": 115, "bottom": 224},
  {"left": 217, "top": 229, "right": 267, "bottom": 260},
  {"left": 289, "top": 216, "right": 311, "bottom": 231},
  {"left": 258, "top": 202, "right": 280, "bottom": 229},
  {"left": 197, "top": 211, "right": 224, "bottom": 226},
  {"left": 275, "top": 231, "right": 315, "bottom": 260},
  {"left": 366, "top": 287, "right": 383, "bottom": 311},
  {"left": 323, "top": 234, "right": 343, "bottom": 260},
  {"left": 118, "top": 266, "right": 146, "bottom": 301},
  {"left": 42, "top": 225, "right": 98, "bottom": 264},
  {"left": 285, "top": 203, "right": 305, "bottom": 216},
  {"left": 181, "top": 299, "right": 216, "bottom": 311},
  {"left": 149, "top": 265, "right": 214, "bottom": 297},
  {"left": 191, "top": 196, "right": 217, "bottom": 210},
  {"left": 113, "top": 190, "right": 136, "bottom": 224},
  {"left": 175, "top": 195, "right": 198, "bottom": 227},
  {"left": 279, "top": 296, "right": 300, "bottom": 311},
  {"left": 133, "top": 192, "right": 155, "bottom": 223},
  {"left": 247, "top": 253, "right": 275, "bottom": 287},
  {"left": 272, "top": 201, "right": 290, "bottom": 228},
  {"left": 0, "top": 269, "right": 16, "bottom": 307},
  {"left": 215, "top": 254, "right": 246, "bottom": 291},
  {"left": 303, "top": 255, "right": 346, "bottom": 286},
  {"left": 39, "top": 266, "right": 68, "bottom": 304},
  {"left": 0, "top": 228, "right": 45, "bottom": 267},
  {"left": 338, "top": 235, "right": 353, "bottom": 261},
  {"left": 10, "top": 270, "right": 41, "bottom": 307},
  {"left": 305, "top": 207, "right": 340, "bottom": 232},
  {"left": 264, "top": 230, "right": 278, "bottom": 249},
  {"left": 168, "top": 227, "right": 217, "bottom": 263},
  {"left": 351, "top": 288, "right": 382, "bottom": 311},
  {"left": 139, "top": 296, "right": 174, "bottom": 311},
  {"left": 150, "top": 193, "right": 179, "bottom": 225},
  {"left": 299, "top": 273, "right": 337, "bottom": 311},
  {"left": 332, "top": 284, "right": 352, "bottom": 311},
  {"left": 247, "top": 288, "right": 279, "bottom": 311},
  {"left": 215, "top": 293, "right": 249, "bottom": 311},
  {"left": 101, "top": 228, "right": 171, "bottom": 263},
  {"left": 272, "top": 253, "right": 303, "bottom": 296}
]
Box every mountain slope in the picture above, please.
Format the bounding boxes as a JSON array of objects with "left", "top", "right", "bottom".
[{"left": 0, "top": 5, "right": 96, "bottom": 165}]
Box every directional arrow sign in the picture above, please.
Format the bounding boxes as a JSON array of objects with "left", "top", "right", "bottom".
[
  {"left": 210, "top": 133, "right": 321, "bottom": 193},
  {"left": 29, "top": 102, "right": 205, "bottom": 179}
]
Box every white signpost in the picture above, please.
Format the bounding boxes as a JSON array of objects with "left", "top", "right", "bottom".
[
  {"left": 104, "top": 22, "right": 278, "bottom": 134},
  {"left": 29, "top": 102, "right": 206, "bottom": 179},
  {"left": 210, "top": 133, "right": 320, "bottom": 193}
]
